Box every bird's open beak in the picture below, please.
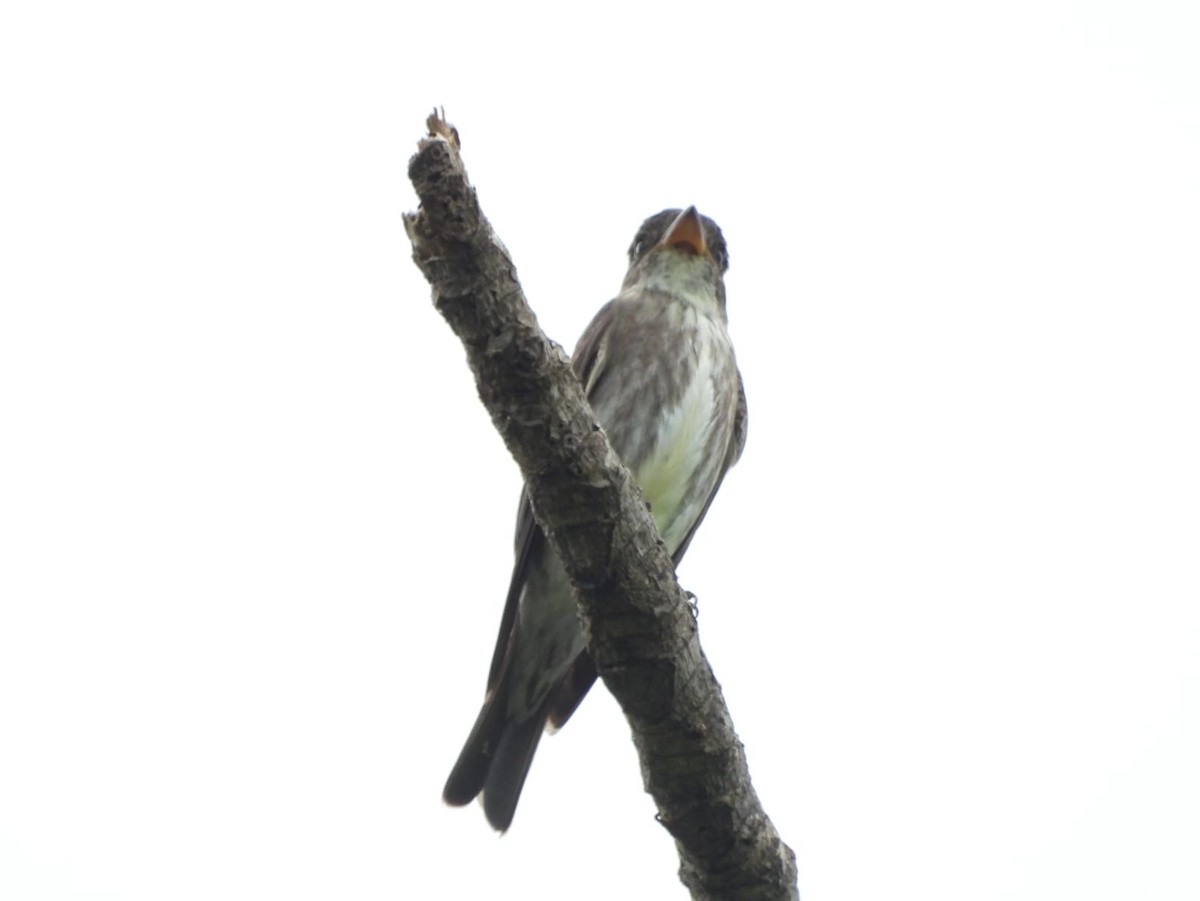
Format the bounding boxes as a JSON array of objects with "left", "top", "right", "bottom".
[{"left": 659, "top": 206, "right": 709, "bottom": 257}]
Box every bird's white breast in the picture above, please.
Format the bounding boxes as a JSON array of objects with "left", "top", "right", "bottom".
[{"left": 634, "top": 312, "right": 733, "bottom": 552}]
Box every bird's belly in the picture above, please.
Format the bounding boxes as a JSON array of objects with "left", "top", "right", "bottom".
[{"left": 632, "top": 334, "right": 732, "bottom": 552}]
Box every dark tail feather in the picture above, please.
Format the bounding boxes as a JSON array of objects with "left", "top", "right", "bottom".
[
  {"left": 443, "top": 690, "right": 552, "bottom": 832},
  {"left": 480, "top": 706, "right": 549, "bottom": 831},
  {"left": 443, "top": 692, "right": 506, "bottom": 808},
  {"left": 547, "top": 652, "right": 597, "bottom": 730}
]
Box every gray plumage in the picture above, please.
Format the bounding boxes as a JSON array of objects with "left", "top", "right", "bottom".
[{"left": 443, "top": 208, "right": 747, "bottom": 831}]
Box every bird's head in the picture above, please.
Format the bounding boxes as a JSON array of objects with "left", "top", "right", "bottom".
[{"left": 622, "top": 207, "right": 730, "bottom": 316}]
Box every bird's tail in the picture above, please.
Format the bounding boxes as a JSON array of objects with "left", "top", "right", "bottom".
[{"left": 443, "top": 688, "right": 551, "bottom": 832}]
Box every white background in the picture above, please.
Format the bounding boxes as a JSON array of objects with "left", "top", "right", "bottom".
[{"left": 2, "top": 2, "right": 1198, "bottom": 899}]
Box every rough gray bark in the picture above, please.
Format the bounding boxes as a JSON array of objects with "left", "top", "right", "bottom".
[{"left": 404, "top": 110, "right": 798, "bottom": 901}]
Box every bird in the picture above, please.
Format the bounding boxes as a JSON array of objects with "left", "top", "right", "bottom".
[{"left": 442, "top": 206, "right": 748, "bottom": 831}]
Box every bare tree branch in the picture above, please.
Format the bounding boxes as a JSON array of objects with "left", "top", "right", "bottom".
[{"left": 404, "top": 110, "right": 798, "bottom": 901}]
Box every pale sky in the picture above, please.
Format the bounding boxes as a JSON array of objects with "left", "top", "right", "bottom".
[{"left": 2, "top": 2, "right": 1198, "bottom": 899}]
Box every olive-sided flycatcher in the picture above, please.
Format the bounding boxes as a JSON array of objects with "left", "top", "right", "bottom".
[{"left": 443, "top": 207, "right": 747, "bottom": 831}]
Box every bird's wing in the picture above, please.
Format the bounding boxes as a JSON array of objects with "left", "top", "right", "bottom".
[
  {"left": 571, "top": 299, "right": 616, "bottom": 396},
  {"left": 485, "top": 490, "right": 539, "bottom": 691},
  {"left": 669, "top": 368, "right": 748, "bottom": 565},
  {"left": 483, "top": 300, "right": 617, "bottom": 693},
  {"left": 731, "top": 368, "right": 749, "bottom": 465}
]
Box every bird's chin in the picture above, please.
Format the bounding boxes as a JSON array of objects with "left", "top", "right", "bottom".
[{"left": 624, "top": 254, "right": 723, "bottom": 319}]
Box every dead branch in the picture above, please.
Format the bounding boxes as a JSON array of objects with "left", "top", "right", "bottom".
[{"left": 404, "top": 110, "right": 798, "bottom": 901}]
